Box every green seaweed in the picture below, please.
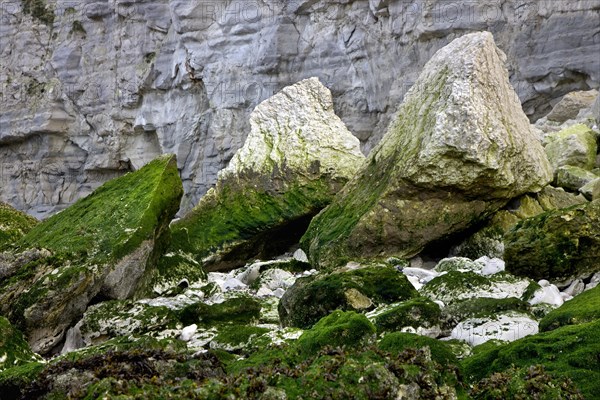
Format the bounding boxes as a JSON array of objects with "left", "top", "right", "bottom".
[
  {"left": 461, "top": 319, "right": 600, "bottom": 398},
  {"left": 540, "top": 285, "right": 600, "bottom": 332}
]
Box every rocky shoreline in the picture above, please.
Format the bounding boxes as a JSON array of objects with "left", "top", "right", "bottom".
[{"left": 1, "top": 32, "right": 599, "bottom": 399}]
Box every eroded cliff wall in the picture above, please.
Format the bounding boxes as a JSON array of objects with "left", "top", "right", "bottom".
[{"left": 1, "top": 0, "right": 598, "bottom": 217}]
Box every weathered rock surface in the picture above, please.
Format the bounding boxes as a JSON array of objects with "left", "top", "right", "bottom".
[
  {"left": 170, "top": 78, "right": 364, "bottom": 271},
  {"left": 544, "top": 124, "right": 597, "bottom": 172},
  {"left": 0, "top": 155, "right": 183, "bottom": 354},
  {"left": 1, "top": 1, "right": 598, "bottom": 218},
  {"left": 556, "top": 165, "right": 598, "bottom": 191},
  {"left": 580, "top": 178, "right": 600, "bottom": 200},
  {"left": 302, "top": 32, "right": 552, "bottom": 268},
  {"left": 279, "top": 266, "right": 418, "bottom": 329},
  {"left": 0, "top": 203, "right": 38, "bottom": 250},
  {"left": 505, "top": 200, "right": 600, "bottom": 283},
  {"left": 451, "top": 186, "right": 588, "bottom": 260},
  {"left": 545, "top": 90, "right": 600, "bottom": 123}
]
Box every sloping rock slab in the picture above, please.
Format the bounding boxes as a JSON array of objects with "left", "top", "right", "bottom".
[{"left": 0, "top": 155, "right": 182, "bottom": 354}]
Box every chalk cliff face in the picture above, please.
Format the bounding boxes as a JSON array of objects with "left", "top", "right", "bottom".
[{"left": 1, "top": 0, "right": 598, "bottom": 217}]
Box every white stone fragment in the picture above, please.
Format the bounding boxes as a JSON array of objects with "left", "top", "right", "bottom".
[
  {"left": 235, "top": 264, "right": 261, "bottom": 285},
  {"left": 476, "top": 257, "right": 506, "bottom": 276},
  {"left": 563, "top": 279, "right": 585, "bottom": 297},
  {"left": 529, "top": 284, "right": 564, "bottom": 307},
  {"left": 402, "top": 267, "right": 439, "bottom": 283},
  {"left": 221, "top": 278, "right": 247, "bottom": 291},
  {"left": 293, "top": 248, "right": 309, "bottom": 263},
  {"left": 256, "top": 287, "right": 275, "bottom": 297},
  {"left": 180, "top": 324, "right": 198, "bottom": 342}
]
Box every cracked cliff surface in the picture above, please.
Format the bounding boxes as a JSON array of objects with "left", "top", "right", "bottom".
[{"left": 1, "top": 0, "right": 599, "bottom": 217}]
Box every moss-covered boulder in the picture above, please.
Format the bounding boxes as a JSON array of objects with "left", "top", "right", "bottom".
[
  {"left": 278, "top": 266, "right": 418, "bottom": 328},
  {"left": 536, "top": 186, "right": 588, "bottom": 211},
  {"left": 544, "top": 124, "right": 597, "bottom": 172},
  {"left": 452, "top": 187, "right": 587, "bottom": 260},
  {"left": 373, "top": 297, "right": 442, "bottom": 336},
  {"left": 461, "top": 319, "right": 600, "bottom": 398},
  {"left": 540, "top": 285, "right": 600, "bottom": 332},
  {"left": 301, "top": 32, "right": 551, "bottom": 268},
  {"left": 420, "top": 271, "right": 535, "bottom": 306},
  {"left": 0, "top": 203, "right": 37, "bottom": 251},
  {"left": 75, "top": 300, "right": 182, "bottom": 349},
  {"left": 504, "top": 200, "right": 600, "bottom": 283},
  {"left": 178, "top": 296, "right": 262, "bottom": 327},
  {"left": 170, "top": 78, "right": 365, "bottom": 272},
  {"left": 0, "top": 155, "right": 183, "bottom": 354},
  {"left": 295, "top": 311, "right": 376, "bottom": 356},
  {"left": 443, "top": 297, "right": 530, "bottom": 330},
  {"left": 377, "top": 332, "right": 458, "bottom": 366}
]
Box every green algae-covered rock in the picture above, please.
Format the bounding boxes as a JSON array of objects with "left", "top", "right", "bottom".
[
  {"left": 0, "top": 155, "right": 183, "bottom": 354},
  {"left": 544, "top": 124, "right": 597, "bottom": 172},
  {"left": 170, "top": 78, "right": 364, "bottom": 272},
  {"left": 420, "top": 271, "right": 535, "bottom": 306},
  {"left": 301, "top": 32, "right": 551, "bottom": 269},
  {"left": 179, "top": 296, "right": 262, "bottom": 327},
  {"left": 373, "top": 297, "right": 442, "bottom": 335},
  {"left": 295, "top": 310, "right": 376, "bottom": 356},
  {"left": 76, "top": 299, "right": 181, "bottom": 348},
  {"left": 537, "top": 186, "right": 588, "bottom": 211},
  {"left": 378, "top": 332, "right": 458, "bottom": 366},
  {"left": 443, "top": 297, "right": 530, "bottom": 330},
  {"left": 556, "top": 165, "right": 598, "bottom": 191},
  {"left": 452, "top": 187, "right": 587, "bottom": 260},
  {"left": 0, "top": 317, "right": 42, "bottom": 372},
  {"left": 540, "top": 285, "right": 600, "bottom": 332},
  {"left": 461, "top": 319, "right": 600, "bottom": 398},
  {"left": 0, "top": 203, "right": 37, "bottom": 251},
  {"left": 278, "top": 266, "right": 418, "bottom": 328},
  {"left": 504, "top": 200, "right": 600, "bottom": 283}
]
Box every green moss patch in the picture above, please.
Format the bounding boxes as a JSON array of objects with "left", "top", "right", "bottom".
[
  {"left": 0, "top": 362, "right": 44, "bottom": 400},
  {"left": 469, "top": 365, "right": 583, "bottom": 399},
  {"left": 421, "top": 271, "right": 532, "bottom": 305},
  {"left": 171, "top": 179, "right": 332, "bottom": 271},
  {"left": 374, "top": 297, "right": 442, "bottom": 333},
  {"left": 0, "top": 203, "right": 37, "bottom": 251},
  {"left": 19, "top": 154, "right": 182, "bottom": 265},
  {"left": 378, "top": 332, "right": 458, "bottom": 366},
  {"left": 278, "top": 266, "right": 418, "bottom": 328},
  {"left": 443, "top": 297, "right": 530, "bottom": 328},
  {"left": 504, "top": 200, "right": 600, "bottom": 282},
  {"left": 0, "top": 317, "right": 42, "bottom": 371},
  {"left": 540, "top": 286, "right": 600, "bottom": 332},
  {"left": 295, "top": 311, "right": 376, "bottom": 356},
  {"left": 461, "top": 319, "right": 600, "bottom": 398},
  {"left": 178, "top": 295, "right": 261, "bottom": 327}
]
